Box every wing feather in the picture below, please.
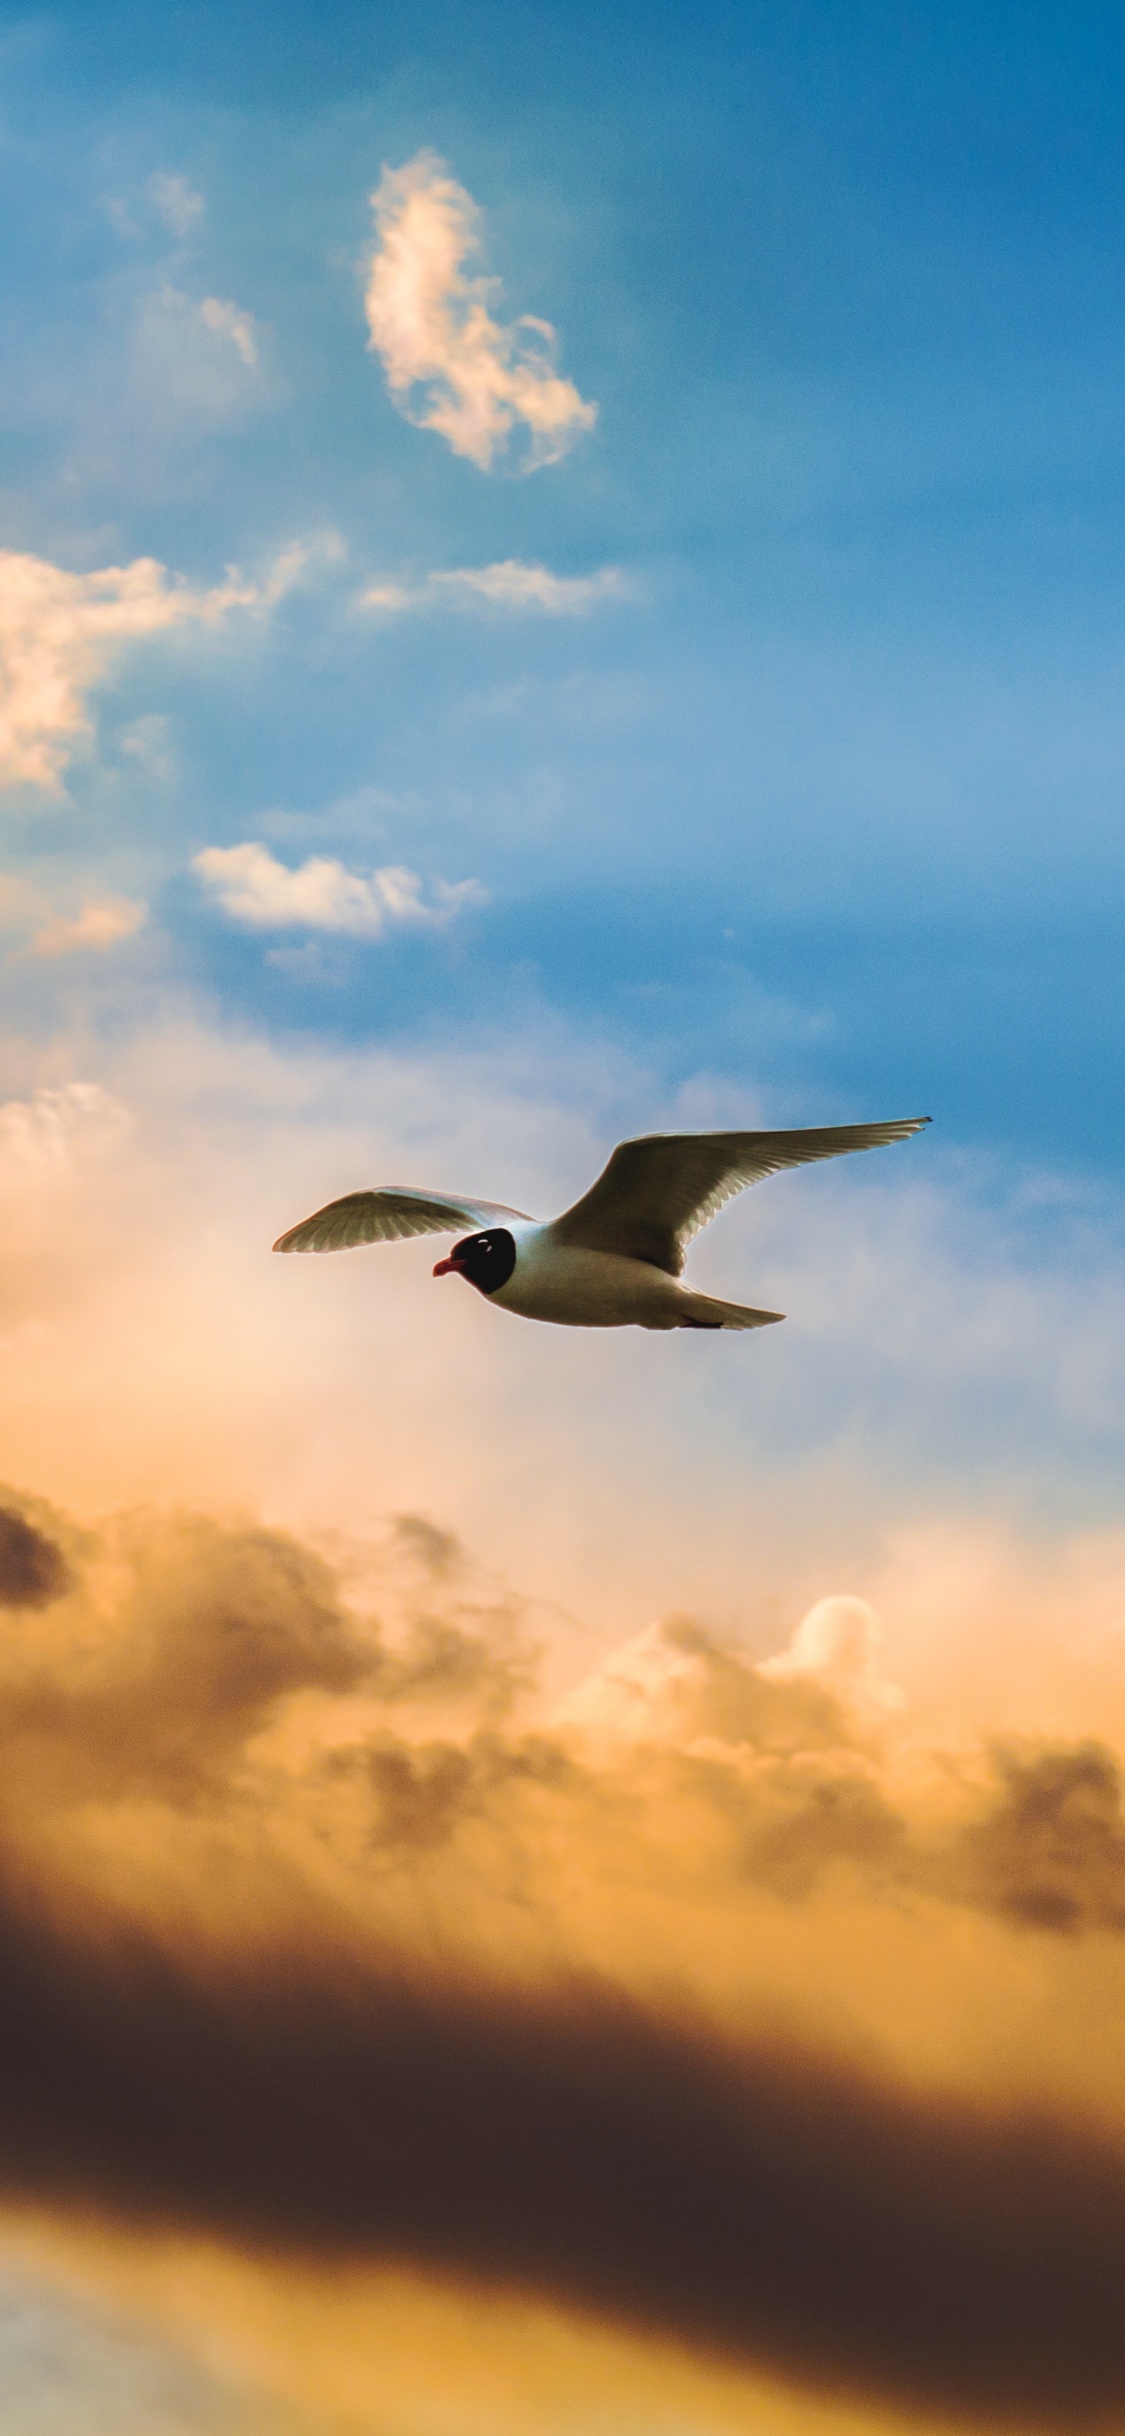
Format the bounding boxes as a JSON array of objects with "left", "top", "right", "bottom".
[
  {"left": 548, "top": 1120, "right": 930, "bottom": 1276},
  {"left": 273, "top": 1186, "right": 531, "bottom": 1255}
]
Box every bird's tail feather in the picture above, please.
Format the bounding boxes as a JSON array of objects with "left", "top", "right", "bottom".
[{"left": 676, "top": 1292, "right": 785, "bottom": 1331}]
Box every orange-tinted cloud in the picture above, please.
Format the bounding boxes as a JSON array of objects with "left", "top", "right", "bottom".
[
  {"left": 0, "top": 542, "right": 333, "bottom": 791},
  {"left": 30, "top": 897, "right": 146, "bottom": 956},
  {"left": 0, "top": 1490, "right": 1124, "bottom": 2427},
  {"left": 364, "top": 154, "right": 597, "bottom": 470}
]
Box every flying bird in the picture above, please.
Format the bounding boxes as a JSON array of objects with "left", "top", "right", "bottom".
[{"left": 273, "top": 1117, "right": 930, "bottom": 1331}]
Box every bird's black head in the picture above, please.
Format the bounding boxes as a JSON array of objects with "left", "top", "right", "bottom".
[{"left": 433, "top": 1227, "right": 517, "bottom": 1296}]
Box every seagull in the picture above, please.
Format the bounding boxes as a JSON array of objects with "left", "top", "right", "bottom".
[{"left": 274, "top": 1117, "right": 930, "bottom": 1331}]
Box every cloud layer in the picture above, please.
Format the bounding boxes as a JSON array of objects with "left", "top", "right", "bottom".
[
  {"left": 364, "top": 153, "right": 597, "bottom": 470},
  {"left": 0, "top": 1489, "right": 1124, "bottom": 2426}
]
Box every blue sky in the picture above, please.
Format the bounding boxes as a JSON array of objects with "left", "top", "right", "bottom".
[{"left": 5, "top": 0, "right": 1125, "bottom": 1176}]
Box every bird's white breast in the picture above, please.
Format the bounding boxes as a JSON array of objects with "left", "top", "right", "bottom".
[{"left": 490, "top": 1226, "right": 687, "bottom": 1329}]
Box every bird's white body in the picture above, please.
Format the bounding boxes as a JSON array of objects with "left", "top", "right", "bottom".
[
  {"left": 489, "top": 1224, "right": 734, "bottom": 1329},
  {"left": 273, "top": 1115, "right": 930, "bottom": 1332}
]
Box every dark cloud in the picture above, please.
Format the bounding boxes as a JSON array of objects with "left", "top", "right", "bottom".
[
  {"left": 705, "top": 1732, "right": 1125, "bottom": 1932},
  {"left": 742, "top": 1769, "right": 909, "bottom": 1901},
  {"left": 0, "top": 1506, "right": 72, "bottom": 1608},
  {"left": 955, "top": 1741, "right": 1125, "bottom": 1935},
  {"left": 0, "top": 1853, "right": 1123, "bottom": 2428},
  {"left": 0, "top": 1498, "right": 528, "bottom": 1810},
  {"left": 337, "top": 1726, "right": 579, "bottom": 1853},
  {"left": 0, "top": 1513, "right": 370, "bottom": 1807},
  {"left": 389, "top": 1513, "right": 461, "bottom": 1578}
]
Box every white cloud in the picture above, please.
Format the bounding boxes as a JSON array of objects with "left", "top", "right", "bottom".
[
  {"left": 0, "top": 542, "right": 329, "bottom": 793},
  {"left": 364, "top": 151, "right": 597, "bottom": 472},
  {"left": 31, "top": 898, "right": 147, "bottom": 958},
  {"left": 192, "top": 841, "right": 485, "bottom": 938},
  {"left": 358, "top": 558, "right": 627, "bottom": 617},
  {"left": 758, "top": 1595, "right": 905, "bottom": 1714},
  {"left": 198, "top": 294, "right": 259, "bottom": 368}
]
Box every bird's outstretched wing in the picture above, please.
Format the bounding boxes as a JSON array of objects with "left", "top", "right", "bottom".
[
  {"left": 548, "top": 1119, "right": 930, "bottom": 1277},
  {"left": 274, "top": 1186, "right": 531, "bottom": 1254}
]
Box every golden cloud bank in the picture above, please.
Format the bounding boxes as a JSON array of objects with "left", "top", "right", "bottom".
[{"left": 0, "top": 1488, "right": 1124, "bottom": 2430}]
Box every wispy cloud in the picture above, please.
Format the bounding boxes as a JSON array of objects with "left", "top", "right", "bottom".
[
  {"left": 0, "top": 870, "right": 146, "bottom": 958},
  {"left": 192, "top": 841, "right": 485, "bottom": 938},
  {"left": 130, "top": 284, "right": 267, "bottom": 434},
  {"left": 0, "top": 541, "right": 334, "bottom": 793},
  {"left": 364, "top": 152, "right": 597, "bottom": 472},
  {"left": 0, "top": 1083, "right": 130, "bottom": 1180},
  {"left": 359, "top": 559, "right": 627, "bottom": 616},
  {"left": 31, "top": 897, "right": 147, "bottom": 958},
  {"left": 197, "top": 294, "right": 260, "bottom": 368},
  {"left": 146, "top": 170, "right": 205, "bottom": 240}
]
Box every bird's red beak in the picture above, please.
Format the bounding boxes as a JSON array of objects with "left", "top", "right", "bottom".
[{"left": 432, "top": 1254, "right": 461, "bottom": 1277}]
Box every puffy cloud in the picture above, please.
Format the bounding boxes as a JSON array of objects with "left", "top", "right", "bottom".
[
  {"left": 31, "top": 898, "right": 146, "bottom": 957},
  {"left": 758, "top": 1594, "right": 904, "bottom": 1714},
  {"left": 1, "top": 1492, "right": 1125, "bottom": 2427},
  {"left": 358, "top": 558, "right": 627, "bottom": 615},
  {"left": 555, "top": 1612, "right": 844, "bottom": 1749},
  {"left": 192, "top": 842, "right": 485, "bottom": 938},
  {"left": 364, "top": 153, "right": 597, "bottom": 472},
  {"left": 0, "top": 544, "right": 314, "bottom": 794}
]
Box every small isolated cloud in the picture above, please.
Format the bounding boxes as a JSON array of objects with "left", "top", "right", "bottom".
[
  {"left": 358, "top": 558, "right": 626, "bottom": 617},
  {"left": 364, "top": 151, "right": 597, "bottom": 472},
  {"left": 132, "top": 284, "right": 266, "bottom": 431},
  {"left": 193, "top": 841, "right": 485, "bottom": 939},
  {"left": 31, "top": 897, "right": 146, "bottom": 958},
  {"left": 433, "top": 560, "right": 624, "bottom": 611},
  {"left": 0, "top": 543, "right": 328, "bottom": 793},
  {"left": 146, "top": 171, "right": 205, "bottom": 240},
  {"left": 198, "top": 294, "right": 259, "bottom": 368}
]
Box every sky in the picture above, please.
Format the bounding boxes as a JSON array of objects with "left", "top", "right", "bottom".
[{"left": 4, "top": 0, "right": 1125, "bottom": 2426}]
